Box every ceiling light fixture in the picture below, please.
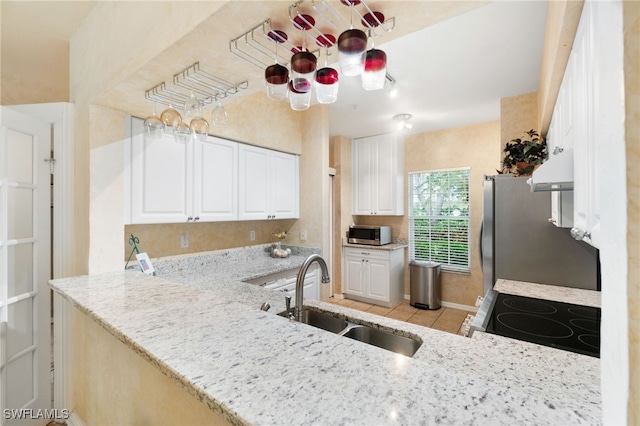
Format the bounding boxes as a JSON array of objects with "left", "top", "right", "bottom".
[
  {"left": 386, "top": 74, "right": 397, "bottom": 98},
  {"left": 393, "top": 113, "right": 413, "bottom": 130}
]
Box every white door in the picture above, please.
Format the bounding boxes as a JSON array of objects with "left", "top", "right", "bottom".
[{"left": 0, "top": 107, "right": 52, "bottom": 421}]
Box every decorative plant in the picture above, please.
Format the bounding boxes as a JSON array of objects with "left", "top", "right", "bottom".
[{"left": 501, "top": 129, "right": 547, "bottom": 176}]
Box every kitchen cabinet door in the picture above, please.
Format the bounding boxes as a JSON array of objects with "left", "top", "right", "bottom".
[
  {"left": 375, "top": 134, "right": 404, "bottom": 215},
  {"left": 127, "top": 117, "right": 192, "bottom": 224},
  {"left": 352, "top": 134, "right": 404, "bottom": 216},
  {"left": 569, "top": 0, "right": 623, "bottom": 249},
  {"left": 269, "top": 150, "right": 299, "bottom": 219},
  {"left": 193, "top": 136, "right": 238, "bottom": 221},
  {"left": 238, "top": 144, "right": 269, "bottom": 220},
  {"left": 343, "top": 255, "right": 366, "bottom": 297},
  {"left": 352, "top": 138, "right": 375, "bottom": 215},
  {"left": 238, "top": 144, "right": 299, "bottom": 220},
  {"left": 366, "top": 259, "right": 390, "bottom": 302}
]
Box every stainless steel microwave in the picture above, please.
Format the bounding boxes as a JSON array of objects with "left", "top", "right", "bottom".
[{"left": 347, "top": 225, "right": 391, "bottom": 246}]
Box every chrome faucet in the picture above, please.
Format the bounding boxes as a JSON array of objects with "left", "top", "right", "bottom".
[{"left": 294, "top": 254, "right": 331, "bottom": 321}]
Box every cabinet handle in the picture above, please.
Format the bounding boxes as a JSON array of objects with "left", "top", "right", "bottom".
[
  {"left": 570, "top": 227, "right": 591, "bottom": 241},
  {"left": 187, "top": 216, "right": 193, "bottom": 221},
  {"left": 194, "top": 216, "right": 200, "bottom": 221}
]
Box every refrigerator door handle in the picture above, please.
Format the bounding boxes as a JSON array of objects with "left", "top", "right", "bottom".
[{"left": 479, "top": 218, "right": 484, "bottom": 270}]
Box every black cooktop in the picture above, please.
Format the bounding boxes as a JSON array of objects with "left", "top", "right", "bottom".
[{"left": 486, "top": 293, "right": 601, "bottom": 358}]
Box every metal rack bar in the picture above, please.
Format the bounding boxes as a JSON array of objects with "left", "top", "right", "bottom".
[
  {"left": 145, "top": 62, "right": 248, "bottom": 108},
  {"left": 289, "top": 1, "right": 334, "bottom": 47},
  {"left": 230, "top": 20, "right": 300, "bottom": 69},
  {"left": 311, "top": 0, "right": 349, "bottom": 33}
]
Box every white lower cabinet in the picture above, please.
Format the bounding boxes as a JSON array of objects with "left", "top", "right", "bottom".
[
  {"left": 246, "top": 266, "right": 318, "bottom": 302},
  {"left": 342, "top": 247, "right": 404, "bottom": 308}
]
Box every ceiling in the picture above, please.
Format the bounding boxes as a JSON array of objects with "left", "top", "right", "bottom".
[
  {"left": 1, "top": 1, "right": 548, "bottom": 140},
  {"left": 331, "top": 1, "right": 548, "bottom": 138}
]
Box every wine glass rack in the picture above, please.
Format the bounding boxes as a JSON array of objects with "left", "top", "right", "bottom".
[
  {"left": 145, "top": 62, "right": 249, "bottom": 109},
  {"left": 229, "top": 0, "right": 395, "bottom": 70}
]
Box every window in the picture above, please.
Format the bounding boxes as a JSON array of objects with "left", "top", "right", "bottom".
[{"left": 408, "top": 168, "right": 470, "bottom": 272}]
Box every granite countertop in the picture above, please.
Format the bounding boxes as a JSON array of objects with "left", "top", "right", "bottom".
[
  {"left": 494, "top": 279, "right": 601, "bottom": 307},
  {"left": 342, "top": 241, "right": 408, "bottom": 251},
  {"left": 50, "top": 245, "right": 601, "bottom": 425}
]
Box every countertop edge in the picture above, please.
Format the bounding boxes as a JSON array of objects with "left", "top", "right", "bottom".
[{"left": 50, "top": 273, "right": 250, "bottom": 426}]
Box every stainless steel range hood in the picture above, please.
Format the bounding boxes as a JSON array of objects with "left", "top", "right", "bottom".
[{"left": 527, "top": 148, "right": 574, "bottom": 191}]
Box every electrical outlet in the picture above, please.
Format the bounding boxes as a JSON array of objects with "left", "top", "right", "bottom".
[
  {"left": 181, "top": 232, "right": 189, "bottom": 248},
  {"left": 300, "top": 229, "right": 307, "bottom": 241},
  {"left": 250, "top": 230, "right": 256, "bottom": 241}
]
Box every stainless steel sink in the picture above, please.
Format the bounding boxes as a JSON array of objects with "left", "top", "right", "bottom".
[
  {"left": 340, "top": 325, "right": 422, "bottom": 357},
  {"left": 278, "top": 309, "right": 349, "bottom": 334},
  {"left": 277, "top": 308, "right": 422, "bottom": 357}
]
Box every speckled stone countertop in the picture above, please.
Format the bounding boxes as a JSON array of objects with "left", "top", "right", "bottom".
[
  {"left": 495, "top": 279, "right": 601, "bottom": 308},
  {"left": 342, "top": 238, "right": 408, "bottom": 251},
  {"left": 51, "top": 245, "right": 601, "bottom": 425}
]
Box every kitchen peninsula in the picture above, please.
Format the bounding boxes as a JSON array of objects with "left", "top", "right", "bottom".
[{"left": 50, "top": 244, "right": 601, "bottom": 425}]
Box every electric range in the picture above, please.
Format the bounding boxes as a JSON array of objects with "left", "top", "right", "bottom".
[{"left": 470, "top": 290, "right": 601, "bottom": 358}]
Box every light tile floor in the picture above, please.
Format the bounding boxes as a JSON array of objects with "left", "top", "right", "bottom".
[{"left": 328, "top": 297, "right": 473, "bottom": 336}]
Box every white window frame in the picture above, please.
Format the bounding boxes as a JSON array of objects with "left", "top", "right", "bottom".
[{"left": 408, "top": 167, "right": 471, "bottom": 273}]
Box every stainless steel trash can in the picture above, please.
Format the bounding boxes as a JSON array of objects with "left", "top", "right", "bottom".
[{"left": 409, "top": 260, "right": 441, "bottom": 310}]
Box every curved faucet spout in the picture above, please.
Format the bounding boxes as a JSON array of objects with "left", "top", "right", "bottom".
[{"left": 295, "top": 254, "right": 331, "bottom": 321}]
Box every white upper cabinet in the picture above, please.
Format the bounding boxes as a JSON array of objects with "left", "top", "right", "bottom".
[
  {"left": 352, "top": 133, "right": 404, "bottom": 216},
  {"left": 568, "top": 1, "right": 623, "bottom": 248},
  {"left": 126, "top": 117, "right": 192, "bottom": 224},
  {"left": 546, "top": 1, "right": 623, "bottom": 247},
  {"left": 238, "top": 144, "right": 299, "bottom": 220},
  {"left": 127, "top": 117, "right": 253, "bottom": 224}
]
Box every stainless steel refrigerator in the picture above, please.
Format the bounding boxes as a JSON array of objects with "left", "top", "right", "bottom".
[{"left": 481, "top": 175, "right": 599, "bottom": 294}]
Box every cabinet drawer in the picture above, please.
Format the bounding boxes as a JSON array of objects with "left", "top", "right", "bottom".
[{"left": 343, "top": 247, "right": 389, "bottom": 261}]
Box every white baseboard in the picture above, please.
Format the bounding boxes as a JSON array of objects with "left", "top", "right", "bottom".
[
  {"left": 336, "top": 292, "right": 477, "bottom": 312},
  {"left": 403, "top": 294, "right": 477, "bottom": 313},
  {"left": 66, "top": 412, "right": 85, "bottom": 426}
]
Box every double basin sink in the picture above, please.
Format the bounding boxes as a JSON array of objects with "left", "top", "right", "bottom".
[{"left": 278, "top": 308, "right": 422, "bottom": 357}]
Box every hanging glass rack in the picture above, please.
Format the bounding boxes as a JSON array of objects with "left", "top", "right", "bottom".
[
  {"left": 229, "top": 0, "right": 395, "bottom": 70},
  {"left": 144, "top": 62, "right": 248, "bottom": 110}
]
